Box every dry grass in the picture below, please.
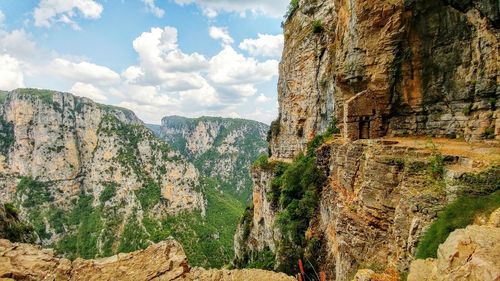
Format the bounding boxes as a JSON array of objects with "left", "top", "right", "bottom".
[{"left": 385, "top": 137, "right": 500, "bottom": 167}]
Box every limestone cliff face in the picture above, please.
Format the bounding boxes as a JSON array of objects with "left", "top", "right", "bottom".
[
  {"left": 233, "top": 167, "right": 281, "bottom": 265},
  {"left": 271, "top": 0, "right": 499, "bottom": 159},
  {"left": 236, "top": 0, "right": 499, "bottom": 279},
  {"left": 0, "top": 238, "right": 295, "bottom": 281},
  {"left": 157, "top": 116, "right": 268, "bottom": 198},
  {"left": 0, "top": 89, "right": 203, "bottom": 258}
]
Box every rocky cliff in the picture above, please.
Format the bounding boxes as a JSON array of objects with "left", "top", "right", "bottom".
[
  {"left": 157, "top": 116, "right": 268, "bottom": 199},
  {"left": 0, "top": 238, "right": 295, "bottom": 281},
  {"left": 271, "top": 0, "right": 499, "bottom": 159},
  {"left": 408, "top": 208, "right": 500, "bottom": 281},
  {"left": 235, "top": 0, "right": 500, "bottom": 280},
  {"left": 0, "top": 89, "right": 203, "bottom": 259}
]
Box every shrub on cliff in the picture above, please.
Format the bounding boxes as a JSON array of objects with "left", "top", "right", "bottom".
[
  {"left": 312, "top": 20, "right": 324, "bottom": 34},
  {"left": 274, "top": 153, "right": 325, "bottom": 274},
  {"left": 284, "top": 0, "right": 299, "bottom": 21},
  {"left": 416, "top": 166, "right": 500, "bottom": 260}
]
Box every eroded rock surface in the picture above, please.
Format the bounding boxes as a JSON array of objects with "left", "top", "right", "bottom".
[
  {"left": 271, "top": 0, "right": 499, "bottom": 159},
  {"left": 408, "top": 209, "right": 500, "bottom": 281},
  {"left": 0, "top": 239, "right": 294, "bottom": 281}
]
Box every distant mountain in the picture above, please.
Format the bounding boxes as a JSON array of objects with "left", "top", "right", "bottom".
[
  {"left": 0, "top": 89, "right": 268, "bottom": 268},
  {"left": 0, "top": 89, "right": 203, "bottom": 260},
  {"left": 156, "top": 115, "right": 269, "bottom": 201}
]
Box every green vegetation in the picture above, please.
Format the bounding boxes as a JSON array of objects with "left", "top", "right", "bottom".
[
  {"left": 0, "top": 203, "right": 35, "bottom": 243},
  {"left": 165, "top": 117, "right": 268, "bottom": 202},
  {"left": 99, "top": 182, "right": 118, "bottom": 203},
  {"left": 252, "top": 154, "right": 271, "bottom": 170},
  {"left": 462, "top": 103, "right": 473, "bottom": 116},
  {"left": 312, "top": 20, "right": 324, "bottom": 34},
  {"left": 0, "top": 118, "right": 15, "bottom": 155},
  {"left": 415, "top": 190, "right": 500, "bottom": 259},
  {"left": 274, "top": 153, "right": 325, "bottom": 273},
  {"left": 135, "top": 179, "right": 161, "bottom": 210},
  {"left": 268, "top": 162, "right": 290, "bottom": 209},
  {"left": 144, "top": 184, "right": 245, "bottom": 268},
  {"left": 18, "top": 88, "right": 55, "bottom": 104},
  {"left": 456, "top": 166, "right": 500, "bottom": 196},
  {"left": 489, "top": 98, "right": 496, "bottom": 109},
  {"left": 0, "top": 91, "right": 8, "bottom": 103},
  {"left": 481, "top": 127, "right": 495, "bottom": 139},
  {"left": 237, "top": 130, "right": 331, "bottom": 273},
  {"left": 118, "top": 212, "right": 149, "bottom": 254},
  {"left": 284, "top": 0, "right": 299, "bottom": 22},
  {"left": 267, "top": 115, "right": 281, "bottom": 143},
  {"left": 246, "top": 247, "right": 276, "bottom": 270},
  {"left": 16, "top": 177, "right": 53, "bottom": 208}
]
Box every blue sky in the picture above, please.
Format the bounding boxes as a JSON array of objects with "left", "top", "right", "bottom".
[{"left": 0, "top": 0, "right": 288, "bottom": 124}]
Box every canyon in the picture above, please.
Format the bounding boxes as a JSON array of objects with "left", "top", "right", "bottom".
[
  {"left": 0, "top": 0, "right": 499, "bottom": 280},
  {"left": 234, "top": 0, "right": 499, "bottom": 280},
  {"left": 0, "top": 89, "right": 267, "bottom": 268}
]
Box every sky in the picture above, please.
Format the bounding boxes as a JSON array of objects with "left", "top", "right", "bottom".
[{"left": 0, "top": 0, "right": 288, "bottom": 124}]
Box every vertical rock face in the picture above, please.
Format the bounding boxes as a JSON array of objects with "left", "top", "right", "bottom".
[
  {"left": 271, "top": 0, "right": 499, "bottom": 159},
  {"left": 0, "top": 89, "right": 203, "bottom": 259},
  {"left": 315, "top": 140, "right": 449, "bottom": 279},
  {"left": 157, "top": 116, "right": 268, "bottom": 198},
  {"left": 233, "top": 166, "right": 280, "bottom": 265},
  {"left": 236, "top": 0, "right": 499, "bottom": 279}
]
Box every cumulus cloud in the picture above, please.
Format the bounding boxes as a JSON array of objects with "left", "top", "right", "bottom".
[
  {"left": 142, "top": 0, "right": 165, "bottom": 18},
  {"left": 33, "top": 0, "right": 103, "bottom": 29},
  {"left": 50, "top": 58, "right": 120, "bottom": 85},
  {"left": 239, "top": 34, "right": 284, "bottom": 58},
  {"left": 173, "top": 0, "right": 288, "bottom": 18},
  {"left": 117, "top": 26, "right": 279, "bottom": 122},
  {"left": 70, "top": 82, "right": 107, "bottom": 102},
  {"left": 0, "top": 29, "right": 40, "bottom": 61},
  {"left": 131, "top": 27, "right": 207, "bottom": 87},
  {"left": 209, "top": 26, "right": 233, "bottom": 46},
  {"left": 208, "top": 46, "right": 278, "bottom": 85},
  {"left": 0, "top": 54, "right": 25, "bottom": 90},
  {"left": 0, "top": 23, "right": 278, "bottom": 124}
]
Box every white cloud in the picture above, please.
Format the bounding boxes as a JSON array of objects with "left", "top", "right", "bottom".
[
  {"left": 202, "top": 8, "right": 217, "bottom": 18},
  {"left": 70, "top": 82, "right": 107, "bottom": 102},
  {"left": 239, "top": 34, "right": 284, "bottom": 58},
  {"left": 50, "top": 58, "right": 120, "bottom": 85},
  {"left": 173, "top": 0, "right": 288, "bottom": 18},
  {"left": 0, "top": 54, "right": 25, "bottom": 90},
  {"left": 209, "top": 26, "right": 233, "bottom": 46},
  {"left": 142, "top": 0, "right": 165, "bottom": 18},
  {"left": 0, "top": 10, "right": 5, "bottom": 27},
  {"left": 0, "top": 24, "right": 279, "bottom": 124},
  {"left": 256, "top": 93, "right": 270, "bottom": 103},
  {"left": 131, "top": 27, "right": 207, "bottom": 87},
  {"left": 208, "top": 46, "right": 278, "bottom": 85},
  {"left": 33, "top": 0, "right": 103, "bottom": 29},
  {"left": 0, "top": 29, "right": 38, "bottom": 61}
]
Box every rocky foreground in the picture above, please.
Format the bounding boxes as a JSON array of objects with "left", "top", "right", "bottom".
[
  {"left": 407, "top": 208, "right": 500, "bottom": 281},
  {"left": 0, "top": 238, "right": 294, "bottom": 281}
]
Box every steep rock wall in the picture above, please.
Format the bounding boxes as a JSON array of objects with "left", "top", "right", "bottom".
[
  {"left": 233, "top": 167, "right": 281, "bottom": 265},
  {"left": 271, "top": 0, "right": 499, "bottom": 159}
]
